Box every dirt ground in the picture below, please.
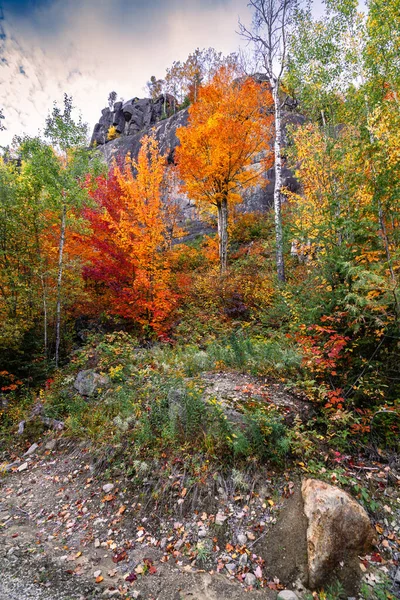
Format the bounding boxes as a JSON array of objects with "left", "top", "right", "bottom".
[
  {"left": 0, "top": 438, "right": 290, "bottom": 600},
  {"left": 1, "top": 372, "right": 399, "bottom": 600}
]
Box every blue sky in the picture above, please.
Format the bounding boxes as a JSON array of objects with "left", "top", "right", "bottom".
[{"left": 0, "top": 0, "right": 328, "bottom": 145}]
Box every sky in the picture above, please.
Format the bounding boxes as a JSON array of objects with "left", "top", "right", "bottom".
[{"left": 0, "top": 0, "right": 259, "bottom": 146}]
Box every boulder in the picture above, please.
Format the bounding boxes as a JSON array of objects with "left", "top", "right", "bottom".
[
  {"left": 277, "top": 592, "right": 298, "bottom": 600},
  {"left": 302, "top": 478, "right": 375, "bottom": 590},
  {"left": 74, "top": 370, "right": 109, "bottom": 397}
]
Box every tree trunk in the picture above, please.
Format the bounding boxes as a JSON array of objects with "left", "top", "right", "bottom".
[
  {"left": 55, "top": 203, "right": 66, "bottom": 368},
  {"left": 272, "top": 82, "right": 286, "bottom": 283},
  {"left": 40, "top": 274, "right": 48, "bottom": 357},
  {"left": 217, "top": 197, "right": 228, "bottom": 274}
]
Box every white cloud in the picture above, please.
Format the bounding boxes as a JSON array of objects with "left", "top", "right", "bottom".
[{"left": 0, "top": 0, "right": 251, "bottom": 146}]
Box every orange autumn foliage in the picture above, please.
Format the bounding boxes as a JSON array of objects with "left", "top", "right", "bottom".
[
  {"left": 176, "top": 67, "right": 274, "bottom": 269},
  {"left": 176, "top": 68, "right": 274, "bottom": 207},
  {"left": 82, "top": 136, "right": 177, "bottom": 335}
]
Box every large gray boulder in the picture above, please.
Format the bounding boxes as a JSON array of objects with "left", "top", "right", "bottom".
[
  {"left": 74, "top": 370, "right": 109, "bottom": 397},
  {"left": 302, "top": 478, "right": 375, "bottom": 590}
]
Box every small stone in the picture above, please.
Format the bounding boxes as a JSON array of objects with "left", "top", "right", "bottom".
[
  {"left": 215, "top": 511, "right": 227, "bottom": 526},
  {"left": 277, "top": 591, "right": 298, "bottom": 600},
  {"left": 103, "top": 483, "right": 114, "bottom": 493},
  {"left": 45, "top": 439, "right": 57, "bottom": 451},
  {"left": 175, "top": 539, "right": 184, "bottom": 551},
  {"left": 237, "top": 533, "right": 247, "bottom": 545},
  {"left": 198, "top": 528, "right": 207, "bottom": 538},
  {"left": 245, "top": 573, "right": 256, "bottom": 586},
  {"left": 74, "top": 370, "right": 109, "bottom": 397},
  {"left": 24, "top": 443, "right": 39, "bottom": 456},
  {"left": 160, "top": 537, "right": 167, "bottom": 550},
  {"left": 94, "top": 569, "right": 102, "bottom": 578},
  {"left": 239, "top": 553, "right": 248, "bottom": 566},
  {"left": 131, "top": 592, "right": 141, "bottom": 599},
  {"left": 225, "top": 563, "right": 236, "bottom": 574},
  {"left": 394, "top": 568, "right": 400, "bottom": 583},
  {"left": 17, "top": 462, "right": 28, "bottom": 472},
  {"left": 4, "top": 461, "right": 20, "bottom": 472},
  {"left": 94, "top": 538, "right": 100, "bottom": 548}
]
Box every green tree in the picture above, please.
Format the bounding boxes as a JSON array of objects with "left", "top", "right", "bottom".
[
  {"left": 36, "top": 94, "right": 92, "bottom": 366},
  {"left": 364, "top": 0, "right": 400, "bottom": 104},
  {"left": 286, "top": 0, "right": 364, "bottom": 124}
]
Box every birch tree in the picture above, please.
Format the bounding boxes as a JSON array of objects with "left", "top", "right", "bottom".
[
  {"left": 43, "top": 95, "right": 90, "bottom": 367},
  {"left": 239, "top": 0, "right": 300, "bottom": 282}
]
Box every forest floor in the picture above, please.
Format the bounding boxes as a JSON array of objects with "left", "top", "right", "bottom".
[{"left": 1, "top": 373, "right": 399, "bottom": 600}]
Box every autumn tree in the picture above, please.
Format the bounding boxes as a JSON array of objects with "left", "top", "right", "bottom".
[
  {"left": 240, "top": 0, "right": 302, "bottom": 282},
  {"left": 146, "top": 76, "right": 165, "bottom": 100},
  {"left": 82, "top": 136, "right": 177, "bottom": 334},
  {"left": 165, "top": 48, "right": 239, "bottom": 106},
  {"left": 176, "top": 67, "right": 273, "bottom": 273}
]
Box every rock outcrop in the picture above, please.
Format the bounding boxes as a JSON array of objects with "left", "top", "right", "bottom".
[
  {"left": 302, "top": 478, "right": 375, "bottom": 590},
  {"left": 74, "top": 370, "right": 109, "bottom": 397},
  {"left": 90, "top": 91, "right": 305, "bottom": 222},
  {"left": 90, "top": 94, "right": 177, "bottom": 147}
]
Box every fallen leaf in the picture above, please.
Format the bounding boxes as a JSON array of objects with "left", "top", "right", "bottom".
[
  {"left": 102, "top": 494, "right": 115, "bottom": 502},
  {"left": 112, "top": 550, "right": 127, "bottom": 563},
  {"left": 135, "top": 565, "right": 144, "bottom": 574}
]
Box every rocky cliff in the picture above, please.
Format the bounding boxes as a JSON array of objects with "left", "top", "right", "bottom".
[{"left": 90, "top": 94, "right": 305, "bottom": 222}]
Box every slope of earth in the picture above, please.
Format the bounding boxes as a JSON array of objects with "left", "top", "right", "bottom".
[
  {"left": 1, "top": 369, "right": 399, "bottom": 600},
  {"left": 0, "top": 438, "right": 284, "bottom": 600}
]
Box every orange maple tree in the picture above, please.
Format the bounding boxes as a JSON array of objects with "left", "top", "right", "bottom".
[
  {"left": 81, "top": 136, "right": 177, "bottom": 335},
  {"left": 176, "top": 67, "right": 274, "bottom": 272}
]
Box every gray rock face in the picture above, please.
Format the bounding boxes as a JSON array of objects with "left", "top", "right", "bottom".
[
  {"left": 90, "top": 90, "right": 305, "bottom": 233},
  {"left": 96, "top": 106, "right": 189, "bottom": 165},
  {"left": 90, "top": 94, "right": 177, "bottom": 147},
  {"left": 74, "top": 370, "right": 109, "bottom": 397}
]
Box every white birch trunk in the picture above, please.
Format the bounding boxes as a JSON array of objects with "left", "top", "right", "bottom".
[
  {"left": 217, "top": 197, "right": 228, "bottom": 274},
  {"left": 55, "top": 203, "right": 66, "bottom": 368},
  {"left": 272, "top": 82, "right": 286, "bottom": 283},
  {"left": 40, "top": 274, "right": 48, "bottom": 357}
]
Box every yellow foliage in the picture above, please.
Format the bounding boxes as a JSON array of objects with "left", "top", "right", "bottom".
[{"left": 107, "top": 125, "right": 119, "bottom": 141}]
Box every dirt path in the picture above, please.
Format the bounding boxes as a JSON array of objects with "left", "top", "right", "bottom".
[{"left": 0, "top": 441, "right": 279, "bottom": 600}]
